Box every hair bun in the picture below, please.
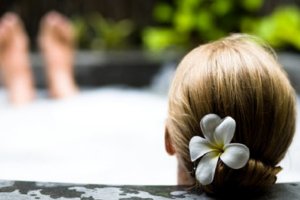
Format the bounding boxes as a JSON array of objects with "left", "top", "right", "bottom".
[{"left": 202, "top": 159, "right": 281, "bottom": 196}]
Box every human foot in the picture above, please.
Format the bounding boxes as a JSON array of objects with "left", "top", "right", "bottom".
[
  {"left": 0, "top": 13, "right": 35, "bottom": 106},
  {"left": 38, "top": 11, "right": 78, "bottom": 98}
]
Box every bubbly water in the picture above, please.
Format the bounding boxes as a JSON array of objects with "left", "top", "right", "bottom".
[{"left": 0, "top": 87, "right": 176, "bottom": 185}]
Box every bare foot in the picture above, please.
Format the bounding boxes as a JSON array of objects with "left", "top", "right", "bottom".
[
  {"left": 38, "top": 11, "right": 78, "bottom": 98},
  {"left": 0, "top": 13, "right": 35, "bottom": 105},
  {"left": 0, "top": 13, "right": 35, "bottom": 106}
]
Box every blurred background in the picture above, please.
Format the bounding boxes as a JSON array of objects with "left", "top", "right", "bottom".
[
  {"left": 1, "top": 0, "right": 300, "bottom": 51},
  {"left": 0, "top": 0, "right": 298, "bottom": 185},
  {"left": 0, "top": 0, "right": 299, "bottom": 90}
]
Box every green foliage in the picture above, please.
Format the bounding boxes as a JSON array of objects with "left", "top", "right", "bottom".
[
  {"left": 242, "top": 6, "right": 300, "bottom": 50},
  {"left": 143, "top": 27, "right": 188, "bottom": 51},
  {"left": 72, "top": 13, "right": 134, "bottom": 50},
  {"left": 142, "top": 0, "right": 255, "bottom": 51},
  {"left": 242, "top": 0, "right": 263, "bottom": 12},
  {"left": 153, "top": 2, "right": 173, "bottom": 23},
  {"left": 71, "top": 3, "right": 300, "bottom": 51},
  {"left": 143, "top": 0, "right": 300, "bottom": 52}
]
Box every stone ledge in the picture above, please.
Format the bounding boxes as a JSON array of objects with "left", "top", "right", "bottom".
[
  {"left": 278, "top": 53, "right": 300, "bottom": 94},
  {"left": 30, "top": 50, "right": 166, "bottom": 88},
  {"left": 30, "top": 51, "right": 300, "bottom": 93},
  {"left": 0, "top": 180, "right": 299, "bottom": 199}
]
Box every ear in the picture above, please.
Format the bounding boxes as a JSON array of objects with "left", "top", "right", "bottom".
[{"left": 165, "top": 126, "right": 176, "bottom": 155}]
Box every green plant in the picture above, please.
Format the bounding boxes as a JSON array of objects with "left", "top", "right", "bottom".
[
  {"left": 241, "top": 6, "right": 300, "bottom": 50},
  {"left": 72, "top": 13, "right": 134, "bottom": 50},
  {"left": 143, "top": 0, "right": 300, "bottom": 52},
  {"left": 143, "top": 0, "right": 264, "bottom": 52}
]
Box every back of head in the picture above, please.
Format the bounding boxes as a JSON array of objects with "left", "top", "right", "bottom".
[{"left": 167, "top": 34, "right": 296, "bottom": 195}]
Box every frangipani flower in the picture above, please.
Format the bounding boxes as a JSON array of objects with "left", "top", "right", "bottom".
[{"left": 189, "top": 114, "right": 250, "bottom": 185}]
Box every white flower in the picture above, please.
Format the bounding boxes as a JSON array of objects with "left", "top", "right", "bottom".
[{"left": 189, "top": 114, "right": 250, "bottom": 185}]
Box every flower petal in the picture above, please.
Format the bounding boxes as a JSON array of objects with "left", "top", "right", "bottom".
[
  {"left": 195, "top": 151, "right": 220, "bottom": 185},
  {"left": 214, "top": 117, "right": 236, "bottom": 146},
  {"left": 220, "top": 143, "right": 250, "bottom": 169},
  {"left": 189, "top": 136, "right": 214, "bottom": 162},
  {"left": 200, "top": 114, "right": 221, "bottom": 144}
]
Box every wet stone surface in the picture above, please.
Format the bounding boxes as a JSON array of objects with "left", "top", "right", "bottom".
[{"left": 0, "top": 180, "right": 299, "bottom": 199}]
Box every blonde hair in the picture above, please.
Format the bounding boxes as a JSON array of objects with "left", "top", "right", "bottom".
[{"left": 167, "top": 34, "right": 296, "bottom": 194}]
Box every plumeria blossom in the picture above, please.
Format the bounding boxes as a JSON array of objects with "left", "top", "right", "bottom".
[{"left": 189, "top": 114, "right": 250, "bottom": 185}]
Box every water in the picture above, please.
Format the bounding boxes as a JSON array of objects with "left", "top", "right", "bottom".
[
  {"left": 0, "top": 88, "right": 298, "bottom": 185},
  {"left": 0, "top": 88, "right": 176, "bottom": 185}
]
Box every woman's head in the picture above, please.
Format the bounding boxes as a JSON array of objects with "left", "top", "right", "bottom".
[{"left": 166, "top": 34, "right": 296, "bottom": 194}]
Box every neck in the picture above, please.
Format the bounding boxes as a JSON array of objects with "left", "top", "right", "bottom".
[{"left": 177, "top": 158, "right": 194, "bottom": 185}]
